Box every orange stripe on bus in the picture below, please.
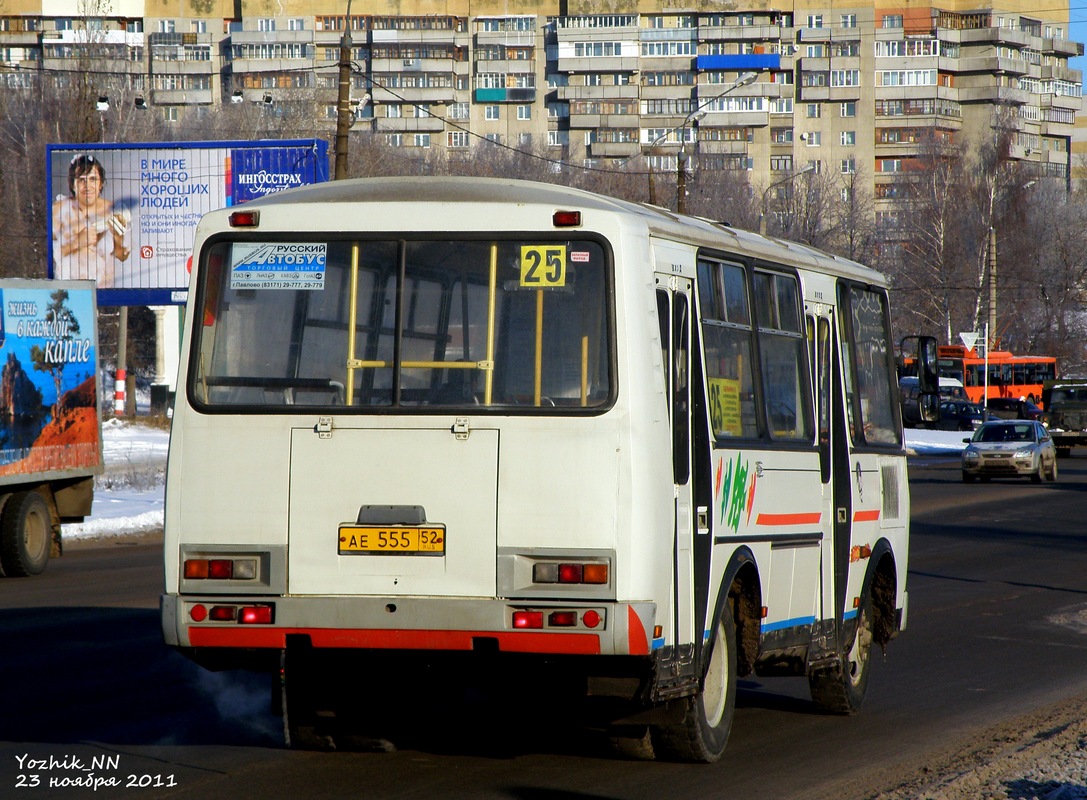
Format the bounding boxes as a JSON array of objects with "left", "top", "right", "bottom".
[
  {"left": 853, "top": 509, "right": 881, "bottom": 522},
  {"left": 755, "top": 512, "right": 822, "bottom": 526}
]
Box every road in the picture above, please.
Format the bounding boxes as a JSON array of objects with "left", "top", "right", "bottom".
[{"left": 2, "top": 456, "right": 1087, "bottom": 799}]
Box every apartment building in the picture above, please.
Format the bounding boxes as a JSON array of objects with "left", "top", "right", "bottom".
[{"left": 1, "top": 1, "right": 1081, "bottom": 208}]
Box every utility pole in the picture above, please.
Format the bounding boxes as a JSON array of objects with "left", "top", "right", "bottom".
[
  {"left": 334, "top": 0, "right": 354, "bottom": 180},
  {"left": 988, "top": 226, "right": 997, "bottom": 349}
]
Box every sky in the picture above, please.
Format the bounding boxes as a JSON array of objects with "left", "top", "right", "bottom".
[{"left": 62, "top": 422, "right": 963, "bottom": 543}]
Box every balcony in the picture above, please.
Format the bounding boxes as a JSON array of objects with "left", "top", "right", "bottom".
[
  {"left": 556, "top": 84, "right": 639, "bottom": 101},
  {"left": 151, "top": 88, "right": 214, "bottom": 105},
  {"left": 556, "top": 55, "right": 640, "bottom": 74},
  {"left": 587, "top": 140, "right": 640, "bottom": 158},
  {"left": 696, "top": 53, "right": 780, "bottom": 71},
  {"left": 371, "top": 86, "right": 457, "bottom": 104},
  {"left": 696, "top": 24, "right": 781, "bottom": 43},
  {"left": 569, "top": 112, "right": 639, "bottom": 128},
  {"left": 473, "top": 87, "right": 536, "bottom": 103},
  {"left": 474, "top": 30, "right": 536, "bottom": 47},
  {"left": 373, "top": 116, "right": 447, "bottom": 133}
]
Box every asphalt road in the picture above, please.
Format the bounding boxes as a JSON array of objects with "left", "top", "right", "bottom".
[{"left": 2, "top": 455, "right": 1086, "bottom": 799}]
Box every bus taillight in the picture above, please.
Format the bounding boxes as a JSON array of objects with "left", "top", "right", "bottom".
[{"left": 532, "top": 561, "right": 609, "bottom": 586}]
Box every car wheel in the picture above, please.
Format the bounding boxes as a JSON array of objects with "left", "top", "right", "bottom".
[
  {"left": 1031, "top": 467, "right": 1043, "bottom": 484},
  {"left": 1048, "top": 459, "right": 1058, "bottom": 482}
]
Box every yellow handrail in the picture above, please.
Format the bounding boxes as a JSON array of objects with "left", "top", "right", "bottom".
[{"left": 345, "top": 243, "right": 360, "bottom": 405}]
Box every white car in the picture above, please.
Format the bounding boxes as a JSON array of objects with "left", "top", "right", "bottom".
[{"left": 961, "top": 420, "right": 1058, "bottom": 484}]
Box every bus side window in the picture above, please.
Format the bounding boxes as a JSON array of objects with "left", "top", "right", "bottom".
[{"left": 699, "top": 259, "right": 759, "bottom": 440}]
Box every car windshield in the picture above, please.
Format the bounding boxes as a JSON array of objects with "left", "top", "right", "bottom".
[{"left": 975, "top": 424, "right": 1034, "bottom": 443}]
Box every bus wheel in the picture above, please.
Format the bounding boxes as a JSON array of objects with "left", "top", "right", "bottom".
[
  {"left": 280, "top": 649, "right": 335, "bottom": 751},
  {"left": 0, "top": 492, "right": 52, "bottom": 577},
  {"left": 809, "top": 593, "right": 872, "bottom": 714},
  {"left": 652, "top": 608, "right": 736, "bottom": 763}
]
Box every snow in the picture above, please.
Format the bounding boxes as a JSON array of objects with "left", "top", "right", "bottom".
[
  {"left": 61, "top": 418, "right": 170, "bottom": 541},
  {"left": 60, "top": 419, "right": 965, "bottom": 542}
]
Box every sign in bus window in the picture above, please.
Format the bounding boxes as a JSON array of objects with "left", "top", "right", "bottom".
[{"left": 520, "top": 245, "right": 567, "bottom": 288}]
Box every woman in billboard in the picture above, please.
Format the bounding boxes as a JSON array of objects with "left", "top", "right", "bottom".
[{"left": 52, "top": 154, "right": 131, "bottom": 286}]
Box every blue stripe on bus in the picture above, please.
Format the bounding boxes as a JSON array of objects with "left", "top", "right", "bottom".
[{"left": 760, "top": 615, "right": 817, "bottom": 633}]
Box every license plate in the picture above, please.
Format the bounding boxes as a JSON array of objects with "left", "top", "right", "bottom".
[{"left": 338, "top": 525, "right": 445, "bottom": 555}]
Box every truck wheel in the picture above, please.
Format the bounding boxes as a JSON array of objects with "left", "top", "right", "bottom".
[
  {"left": 809, "top": 593, "right": 872, "bottom": 714},
  {"left": 652, "top": 606, "right": 737, "bottom": 763},
  {"left": 0, "top": 492, "right": 52, "bottom": 577}
]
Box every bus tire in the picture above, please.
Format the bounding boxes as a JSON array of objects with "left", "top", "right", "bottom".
[
  {"left": 652, "top": 607, "right": 737, "bottom": 763},
  {"left": 809, "top": 592, "right": 872, "bottom": 714},
  {"left": 0, "top": 492, "right": 52, "bottom": 577}
]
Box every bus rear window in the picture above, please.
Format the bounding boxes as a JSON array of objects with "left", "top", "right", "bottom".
[{"left": 190, "top": 237, "right": 612, "bottom": 412}]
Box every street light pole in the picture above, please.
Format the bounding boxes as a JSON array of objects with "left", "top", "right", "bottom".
[
  {"left": 333, "top": 0, "right": 354, "bottom": 180},
  {"left": 634, "top": 71, "right": 758, "bottom": 211}
]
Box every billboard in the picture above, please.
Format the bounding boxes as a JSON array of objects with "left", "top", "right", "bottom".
[
  {"left": 0, "top": 280, "right": 100, "bottom": 480},
  {"left": 46, "top": 139, "right": 329, "bottom": 306}
]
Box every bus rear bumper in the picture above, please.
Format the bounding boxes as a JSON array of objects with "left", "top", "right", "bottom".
[{"left": 161, "top": 594, "right": 657, "bottom": 658}]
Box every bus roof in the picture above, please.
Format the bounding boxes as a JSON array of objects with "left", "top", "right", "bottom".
[{"left": 220, "top": 176, "right": 887, "bottom": 287}]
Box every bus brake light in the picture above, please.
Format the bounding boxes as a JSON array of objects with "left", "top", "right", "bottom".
[
  {"left": 513, "top": 611, "right": 544, "bottom": 629},
  {"left": 229, "top": 210, "right": 260, "bottom": 227},
  {"left": 553, "top": 210, "right": 581, "bottom": 227}
]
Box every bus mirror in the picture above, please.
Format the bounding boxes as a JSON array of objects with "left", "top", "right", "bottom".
[
  {"left": 917, "top": 336, "right": 938, "bottom": 394},
  {"left": 900, "top": 335, "right": 939, "bottom": 395},
  {"left": 919, "top": 393, "right": 940, "bottom": 424}
]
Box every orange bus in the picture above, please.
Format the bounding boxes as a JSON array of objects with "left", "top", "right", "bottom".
[{"left": 936, "top": 345, "right": 1056, "bottom": 406}]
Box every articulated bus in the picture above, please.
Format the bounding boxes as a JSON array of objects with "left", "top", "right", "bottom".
[
  {"left": 162, "top": 177, "right": 934, "bottom": 762},
  {"left": 937, "top": 345, "right": 1056, "bottom": 406}
]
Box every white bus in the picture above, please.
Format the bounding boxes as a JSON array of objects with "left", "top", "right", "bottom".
[{"left": 162, "top": 177, "right": 934, "bottom": 762}]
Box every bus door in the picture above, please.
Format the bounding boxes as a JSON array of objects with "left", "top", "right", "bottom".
[
  {"left": 656, "top": 276, "right": 701, "bottom": 659},
  {"left": 809, "top": 304, "right": 849, "bottom": 650}
]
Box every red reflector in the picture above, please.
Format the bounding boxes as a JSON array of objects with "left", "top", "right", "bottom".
[
  {"left": 208, "top": 559, "right": 233, "bottom": 580},
  {"left": 189, "top": 604, "right": 208, "bottom": 622},
  {"left": 184, "top": 559, "right": 209, "bottom": 579},
  {"left": 229, "top": 210, "right": 259, "bottom": 227},
  {"left": 558, "top": 564, "right": 583, "bottom": 584},
  {"left": 582, "top": 610, "right": 602, "bottom": 629},
  {"left": 209, "top": 606, "right": 236, "bottom": 622},
  {"left": 552, "top": 210, "right": 581, "bottom": 227},
  {"left": 513, "top": 611, "right": 544, "bottom": 629},
  {"left": 548, "top": 611, "right": 577, "bottom": 627},
  {"left": 240, "top": 606, "right": 274, "bottom": 624}
]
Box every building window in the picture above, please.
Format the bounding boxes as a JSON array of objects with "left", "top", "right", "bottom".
[
  {"left": 840, "top": 131, "right": 856, "bottom": 146},
  {"left": 450, "top": 102, "right": 469, "bottom": 120},
  {"left": 806, "top": 103, "right": 821, "bottom": 118},
  {"left": 840, "top": 157, "right": 856, "bottom": 174},
  {"left": 770, "top": 155, "right": 793, "bottom": 171},
  {"left": 257, "top": 18, "right": 275, "bottom": 32},
  {"left": 882, "top": 15, "right": 903, "bottom": 29},
  {"left": 158, "top": 19, "right": 175, "bottom": 33},
  {"left": 807, "top": 15, "right": 823, "bottom": 28},
  {"left": 386, "top": 134, "right": 403, "bottom": 147},
  {"left": 190, "top": 20, "right": 206, "bottom": 33},
  {"left": 517, "top": 104, "right": 531, "bottom": 120},
  {"left": 841, "top": 101, "right": 856, "bottom": 117},
  {"left": 485, "top": 105, "right": 500, "bottom": 120},
  {"left": 414, "top": 134, "right": 431, "bottom": 148},
  {"left": 447, "top": 131, "right": 469, "bottom": 148},
  {"left": 387, "top": 105, "right": 402, "bottom": 118},
  {"left": 771, "top": 127, "right": 794, "bottom": 144},
  {"left": 831, "top": 70, "right": 861, "bottom": 87},
  {"left": 288, "top": 19, "right": 305, "bottom": 31},
  {"left": 841, "top": 14, "right": 857, "bottom": 28}
]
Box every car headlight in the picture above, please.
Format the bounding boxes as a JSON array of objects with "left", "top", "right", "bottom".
[
  {"left": 1014, "top": 448, "right": 1034, "bottom": 459},
  {"left": 963, "top": 450, "right": 980, "bottom": 461}
]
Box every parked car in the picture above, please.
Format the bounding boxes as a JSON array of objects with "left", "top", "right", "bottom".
[
  {"left": 933, "top": 400, "right": 985, "bottom": 431},
  {"left": 961, "top": 420, "right": 1057, "bottom": 484},
  {"left": 984, "top": 397, "right": 1047, "bottom": 423}
]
